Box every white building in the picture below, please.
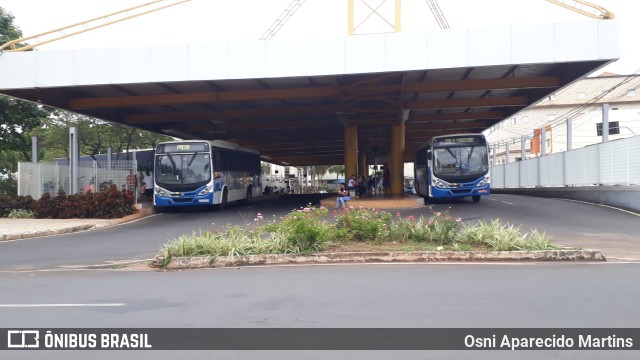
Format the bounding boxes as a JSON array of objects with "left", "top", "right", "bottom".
[{"left": 486, "top": 73, "right": 640, "bottom": 164}]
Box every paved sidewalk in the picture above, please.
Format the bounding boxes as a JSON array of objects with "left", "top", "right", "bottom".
[{"left": 0, "top": 205, "right": 155, "bottom": 241}]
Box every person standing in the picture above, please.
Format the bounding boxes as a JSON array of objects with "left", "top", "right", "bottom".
[
  {"left": 382, "top": 167, "right": 391, "bottom": 194},
  {"left": 142, "top": 170, "right": 154, "bottom": 202},
  {"left": 126, "top": 169, "right": 138, "bottom": 193}
]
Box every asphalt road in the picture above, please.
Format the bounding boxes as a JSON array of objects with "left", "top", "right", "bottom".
[
  {"left": 2, "top": 194, "right": 640, "bottom": 359},
  {"left": 0, "top": 193, "right": 639, "bottom": 270},
  {"left": 2, "top": 263, "right": 640, "bottom": 359}
]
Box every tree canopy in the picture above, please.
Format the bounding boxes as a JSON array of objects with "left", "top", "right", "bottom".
[{"left": 0, "top": 6, "right": 23, "bottom": 46}]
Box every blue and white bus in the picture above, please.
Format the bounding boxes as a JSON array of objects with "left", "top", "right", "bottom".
[
  {"left": 154, "top": 140, "right": 261, "bottom": 209},
  {"left": 414, "top": 134, "right": 490, "bottom": 204}
]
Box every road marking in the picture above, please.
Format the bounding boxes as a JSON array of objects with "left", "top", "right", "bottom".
[
  {"left": 483, "top": 197, "right": 514, "bottom": 205},
  {"left": 0, "top": 303, "right": 125, "bottom": 308},
  {"left": 557, "top": 198, "right": 640, "bottom": 217}
]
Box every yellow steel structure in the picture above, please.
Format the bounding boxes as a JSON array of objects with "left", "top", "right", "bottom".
[
  {"left": 546, "top": 0, "right": 615, "bottom": 19},
  {"left": 0, "top": 0, "right": 191, "bottom": 53},
  {"left": 424, "top": 0, "right": 450, "bottom": 30},
  {"left": 260, "top": 0, "right": 307, "bottom": 40},
  {"left": 347, "top": 0, "right": 402, "bottom": 35}
]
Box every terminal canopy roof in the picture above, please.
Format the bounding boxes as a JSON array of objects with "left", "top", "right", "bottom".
[{"left": 0, "top": 22, "right": 618, "bottom": 165}]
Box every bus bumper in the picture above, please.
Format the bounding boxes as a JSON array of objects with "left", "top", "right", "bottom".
[
  {"left": 431, "top": 184, "right": 491, "bottom": 198},
  {"left": 154, "top": 192, "right": 214, "bottom": 207}
]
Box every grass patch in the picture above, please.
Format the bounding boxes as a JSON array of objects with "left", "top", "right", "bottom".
[{"left": 158, "top": 206, "right": 558, "bottom": 267}]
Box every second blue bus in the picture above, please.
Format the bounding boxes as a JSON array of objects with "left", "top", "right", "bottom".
[
  {"left": 414, "top": 134, "right": 490, "bottom": 204},
  {"left": 154, "top": 140, "right": 261, "bottom": 209}
]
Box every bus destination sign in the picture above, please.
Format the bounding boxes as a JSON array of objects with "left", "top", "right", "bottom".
[
  {"left": 160, "top": 143, "right": 209, "bottom": 153},
  {"left": 434, "top": 135, "right": 485, "bottom": 146}
]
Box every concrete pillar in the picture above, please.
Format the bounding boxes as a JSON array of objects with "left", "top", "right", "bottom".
[
  {"left": 602, "top": 103, "right": 609, "bottom": 143},
  {"left": 107, "top": 147, "right": 112, "bottom": 169},
  {"left": 358, "top": 152, "right": 367, "bottom": 178},
  {"left": 69, "top": 127, "right": 79, "bottom": 194},
  {"left": 343, "top": 123, "right": 358, "bottom": 182},
  {"left": 390, "top": 122, "right": 405, "bottom": 195},
  {"left": 505, "top": 141, "right": 511, "bottom": 164},
  {"left": 31, "top": 136, "right": 38, "bottom": 164},
  {"left": 492, "top": 143, "right": 497, "bottom": 166},
  {"left": 541, "top": 127, "right": 547, "bottom": 156},
  {"left": 566, "top": 118, "right": 572, "bottom": 151},
  {"left": 520, "top": 136, "right": 526, "bottom": 161}
]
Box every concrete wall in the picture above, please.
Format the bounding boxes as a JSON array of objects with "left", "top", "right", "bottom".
[{"left": 493, "top": 186, "right": 640, "bottom": 212}]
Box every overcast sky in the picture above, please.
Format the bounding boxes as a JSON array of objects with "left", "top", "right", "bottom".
[{"left": 2, "top": 0, "right": 638, "bottom": 75}]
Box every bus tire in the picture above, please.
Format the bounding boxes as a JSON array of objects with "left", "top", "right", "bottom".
[
  {"left": 219, "top": 189, "right": 228, "bottom": 210},
  {"left": 472, "top": 195, "right": 481, "bottom": 202},
  {"left": 423, "top": 196, "right": 431, "bottom": 205}
]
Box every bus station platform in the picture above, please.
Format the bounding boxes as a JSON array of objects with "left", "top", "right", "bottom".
[{"left": 320, "top": 193, "right": 424, "bottom": 209}]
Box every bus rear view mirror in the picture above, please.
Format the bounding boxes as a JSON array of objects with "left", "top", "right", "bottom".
[{"left": 427, "top": 150, "right": 432, "bottom": 161}]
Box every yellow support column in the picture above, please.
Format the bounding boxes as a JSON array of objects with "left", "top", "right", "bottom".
[
  {"left": 359, "top": 152, "right": 367, "bottom": 177},
  {"left": 347, "top": 0, "right": 355, "bottom": 35},
  {"left": 344, "top": 124, "right": 359, "bottom": 183},
  {"left": 395, "top": 0, "right": 402, "bottom": 32},
  {"left": 390, "top": 122, "right": 405, "bottom": 195}
]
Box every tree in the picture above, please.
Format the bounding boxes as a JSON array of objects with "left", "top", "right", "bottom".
[
  {"left": 0, "top": 6, "right": 23, "bottom": 47},
  {"left": 327, "top": 165, "right": 345, "bottom": 180},
  {"left": 31, "top": 110, "right": 173, "bottom": 163},
  {"left": 0, "top": 96, "right": 49, "bottom": 163}
]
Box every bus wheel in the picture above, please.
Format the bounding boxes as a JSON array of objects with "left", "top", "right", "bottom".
[
  {"left": 219, "top": 189, "right": 228, "bottom": 210},
  {"left": 472, "top": 195, "right": 481, "bottom": 202},
  {"left": 423, "top": 196, "right": 431, "bottom": 205}
]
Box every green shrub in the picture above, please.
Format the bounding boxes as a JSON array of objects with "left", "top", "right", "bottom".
[
  {"left": 457, "top": 219, "right": 556, "bottom": 251},
  {"left": 385, "top": 211, "right": 460, "bottom": 245},
  {"left": 335, "top": 207, "right": 392, "bottom": 242},
  {"left": 30, "top": 185, "right": 135, "bottom": 219},
  {"left": 268, "top": 205, "right": 333, "bottom": 252},
  {"left": 0, "top": 193, "right": 34, "bottom": 217},
  {"left": 7, "top": 208, "right": 35, "bottom": 219}
]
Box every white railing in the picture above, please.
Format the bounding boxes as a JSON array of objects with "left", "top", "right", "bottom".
[
  {"left": 18, "top": 160, "right": 138, "bottom": 200},
  {"left": 491, "top": 136, "right": 640, "bottom": 188}
]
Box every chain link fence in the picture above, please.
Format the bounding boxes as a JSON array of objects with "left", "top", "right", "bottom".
[{"left": 18, "top": 160, "right": 139, "bottom": 202}]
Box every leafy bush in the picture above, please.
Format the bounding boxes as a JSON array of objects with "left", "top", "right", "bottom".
[
  {"left": 456, "top": 219, "right": 556, "bottom": 251},
  {"left": 334, "top": 207, "right": 392, "bottom": 242},
  {"left": 0, "top": 193, "right": 34, "bottom": 217},
  {"left": 7, "top": 208, "right": 35, "bottom": 219},
  {"left": 385, "top": 211, "right": 460, "bottom": 245},
  {"left": 29, "top": 185, "right": 135, "bottom": 219},
  {"left": 267, "top": 205, "right": 333, "bottom": 252}
]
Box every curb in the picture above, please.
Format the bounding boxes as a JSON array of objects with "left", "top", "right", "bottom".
[
  {"left": 160, "top": 249, "right": 606, "bottom": 269},
  {"left": 1, "top": 205, "right": 156, "bottom": 241}
]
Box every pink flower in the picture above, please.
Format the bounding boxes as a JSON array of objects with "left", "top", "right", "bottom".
[
  {"left": 396, "top": 212, "right": 401, "bottom": 217},
  {"left": 436, "top": 212, "right": 442, "bottom": 216}
]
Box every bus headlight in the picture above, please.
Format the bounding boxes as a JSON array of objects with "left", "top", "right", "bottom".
[
  {"left": 432, "top": 178, "right": 451, "bottom": 189},
  {"left": 477, "top": 176, "right": 490, "bottom": 187},
  {"left": 197, "top": 184, "right": 213, "bottom": 196},
  {"left": 154, "top": 186, "right": 170, "bottom": 197}
]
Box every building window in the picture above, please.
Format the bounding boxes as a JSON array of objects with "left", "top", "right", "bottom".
[
  {"left": 510, "top": 118, "right": 517, "bottom": 125},
  {"left": 628, "top": 89, "right": 637, "bottom": 97}
]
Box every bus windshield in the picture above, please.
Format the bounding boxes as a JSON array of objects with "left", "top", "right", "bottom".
[
  {"left": 433, "top": 145, "right": 488, "bottom": 178},
  {"left": 155, "top": 153, "right": 211, "bottom": 186}
]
